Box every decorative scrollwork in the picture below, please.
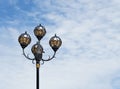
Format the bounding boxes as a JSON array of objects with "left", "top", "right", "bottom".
[
  {"left": 23, "top": 49, "right": 35, "bottom": 64},
  {"left": 40, "top": 60, "right": 44, "bottom": 65},
  {"left": 42, "top": 52, "right": 56, "bottom": 62},
  {"left": 32, "top": 59, "right": 35, "bottom": 64}
]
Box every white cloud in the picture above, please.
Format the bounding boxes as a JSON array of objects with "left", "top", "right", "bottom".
[
  {"left": 32, "top": 0, "right": 120, "bottom": 89},
  {"left": 39, "top": 58, "right": 120, "bottom": 89},
  {"left": 0, "top": 0, "right": 120, "bottom": 89}
]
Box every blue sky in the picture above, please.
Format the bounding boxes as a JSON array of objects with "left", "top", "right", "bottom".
[{"left": 0, "top": 0, "right": 120, "bottom": 89}]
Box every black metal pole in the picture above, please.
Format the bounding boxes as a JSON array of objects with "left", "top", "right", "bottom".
[{"left": 36, "top": 62, "right": 40, "bottom": 89}]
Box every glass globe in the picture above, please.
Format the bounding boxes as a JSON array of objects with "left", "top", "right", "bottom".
[{"left": 18, "top": 31, "right": 31, "bottom": 49}]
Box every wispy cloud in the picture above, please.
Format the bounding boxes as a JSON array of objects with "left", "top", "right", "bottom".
[{"left": 0, "top": 0, "right": 120, "bottom": 89}]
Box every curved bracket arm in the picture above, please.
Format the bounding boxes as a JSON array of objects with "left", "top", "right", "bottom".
[
  {"left": 22, "top": 49, "right": 35, "bottom": 60},
  {"left": 42, "top": 52, "right": 56, "bottom": 61}
]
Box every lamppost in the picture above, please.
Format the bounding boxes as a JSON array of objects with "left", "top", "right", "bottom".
[{"left": 18, "top": 24, "right": 62, "bottom": 89}]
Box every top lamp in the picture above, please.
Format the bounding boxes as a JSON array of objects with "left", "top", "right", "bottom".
[{"left": 34, "top": 24, "right": 46, "bottom": 41}]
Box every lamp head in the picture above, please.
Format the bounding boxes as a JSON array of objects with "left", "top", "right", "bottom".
[
  {"left": 31, "top": 42, "right": 43, "bottom": 60},
  {"left": 49, "top": 34, "right": 62, "bottom": 52},
  {"left": 18, "top": 31, "right": 31, "bottom": 49},
  {"left": 34, "top": 24, "right": 46, "bottom": 41}
]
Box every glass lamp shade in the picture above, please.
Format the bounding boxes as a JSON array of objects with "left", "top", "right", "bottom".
[
  {"left": 18, "top": 31, "right": 31, "bottom": 49},
  {"left": 49, "top": 34, "right": 62, "bottom": 52},
  {"left": 31, "top": 42, "right": 43, "bottom": 55},
  {"left": 34, "top": 24, "right": 46, "bottom": 41}
]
